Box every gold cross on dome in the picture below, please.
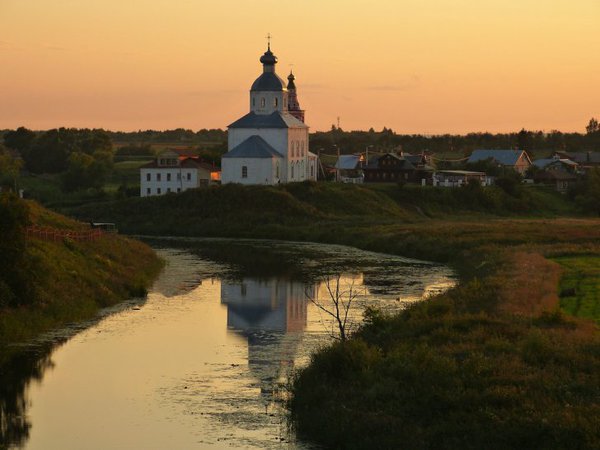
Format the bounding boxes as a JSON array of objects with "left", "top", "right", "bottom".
[{"left": 266, "top": 33, "right": 272, "bottom": 49}]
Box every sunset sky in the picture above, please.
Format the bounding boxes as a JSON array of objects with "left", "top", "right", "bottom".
[{"left": 1, "top": 0, "right": 599, "bottom": 133}]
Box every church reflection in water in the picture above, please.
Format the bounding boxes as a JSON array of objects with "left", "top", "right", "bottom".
[{"left": 220, "top": 278, "right": 314, "bottom": 395}]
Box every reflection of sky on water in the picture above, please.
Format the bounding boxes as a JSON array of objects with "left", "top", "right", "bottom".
[{"left": 3, "top": 240, "right": 455, "bottom": 450}]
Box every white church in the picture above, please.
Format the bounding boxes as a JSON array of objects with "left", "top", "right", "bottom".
[{"left": 221, "top": 44, "right": 317, "bottom": 185}]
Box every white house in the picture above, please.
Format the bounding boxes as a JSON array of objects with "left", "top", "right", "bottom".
[
  {"left": 140, "top": 150, "right": 220, "bottom": 197},
  {"left": 221, "top": 44, "right": 317, "bottom": 185}
]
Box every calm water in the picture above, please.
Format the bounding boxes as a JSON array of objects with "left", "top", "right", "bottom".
[{"left": 1, "top": 239, "right": 455, "bottom": 449}]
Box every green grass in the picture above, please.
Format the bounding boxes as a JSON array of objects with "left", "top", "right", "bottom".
[
  {"left": 0, "top": 202, "right": 163, "bottom": 363},
  {"left": 554, "top": 256, "right": 600, "bottom": 323}
]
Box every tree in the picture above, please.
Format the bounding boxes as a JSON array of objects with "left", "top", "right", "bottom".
[
  {"left": 574, "top": 168, "right": 600, "bottom": 216},
  {"left": 0, "top": 193, "right": 35, "bottom": 307},
  {"left": 305, "top": 275, "right": 361, "bottom": 342},
  {"left": 0, "top": 146, "right": 23, "bottom": 191},
  {"left": 61, "top": 150, "right": 112, "bottom": 192},
  {"left": 3, "top": 127, "right": 36, "bottom": 155},
  {"left": 585, "top": 118, "right": 599, "bottom": 135}
]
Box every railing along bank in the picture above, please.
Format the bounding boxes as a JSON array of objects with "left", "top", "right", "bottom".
[{"left": 26, "top": 225, "right": 105, "bottom": 242}]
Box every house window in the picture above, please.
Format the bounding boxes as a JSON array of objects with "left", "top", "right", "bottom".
[
  {"left": 167, "top": 173, "right": 171, "bottom": 181},
  {"left": 157, "top": 188, "right": 162, "bottom": 194},
  {"left": 146, "top": 188, "right": 151, "bottom": 195},
  {"left": 187, "top": 173, "right": 191, "bottom": 181},
  {"left": 242, "top": 166, "right": 248, "bottom": 178},
  {"left": 167, "top": 188, "right": 171, "bottom": 193},
  {"left": 310, "top": 166, "right": 314, "bottom": 177},
  {"left": 146, "top": 173, "right": 151, "bottom": 181},
  {"left": 157, "top": 173, "right": 161, "bottom": 181},
  {"left": 177, "top": 188, "right": 181, "bottom": 193}
]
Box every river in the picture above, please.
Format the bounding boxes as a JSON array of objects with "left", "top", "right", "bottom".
[{"left": 1, "top": 239, "right": 455, "bottom": 449}]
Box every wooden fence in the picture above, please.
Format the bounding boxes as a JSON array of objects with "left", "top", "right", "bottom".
[{"left": 26, "top": 225, "right": 104, "bottom": 242}]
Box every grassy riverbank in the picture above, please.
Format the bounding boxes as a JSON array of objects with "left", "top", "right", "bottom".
[
  {"left": 62, "top": 182, "right": 600, "bottom": 449},
  {"left": 0, "top": 201, "right": 163, "bottom": 364}
]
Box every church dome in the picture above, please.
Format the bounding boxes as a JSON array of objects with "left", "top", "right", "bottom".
[
  {"left": 260, "top": 48, "right": 277, "bottom": 65},
  {"left": 251, "top": 45, "right": 286, "bottom": 92},
  {"left": 251, "top": 72, "right": 287, "bottom": 91}
]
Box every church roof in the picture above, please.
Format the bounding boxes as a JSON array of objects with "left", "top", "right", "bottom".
[
  {"left": 251, "top": 72, "right": 287, "bottom": 91},
  {"left": 223, "top": 135, "right": 284, "bottom": 159},
  {"left": 228, "top": 111, "right": 307, "bottom": 129}
]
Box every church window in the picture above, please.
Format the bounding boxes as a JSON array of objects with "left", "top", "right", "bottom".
[
  {"left": 274, "top": 97, "right": 278, "bottom": 107},
  {"left": 187, "top": 173, "right": 191, "bottom": 181},
  {"left": 291, "top": 164, "right": 294, "bottom": 179},
  {"left": 167, "top": 173, "right": 171, "bottom": 182},
  {"left": 261, "top": 98, "right": 265, "bottom": 107},
  {"left": 252, "top": 98, "right": 256, "bottom": 107},
  {"left": 146, "top": 173, "right": 150, "bottom": 181},
  {"left": 242, "top": 166, "right": 248, "bottom": 178}
]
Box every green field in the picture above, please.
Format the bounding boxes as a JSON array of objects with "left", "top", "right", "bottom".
[{"left": 555, "top": 256, "right": 600, "bottom": 323}]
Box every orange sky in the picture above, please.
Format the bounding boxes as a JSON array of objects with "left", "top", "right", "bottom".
[{"left": 1, "top": 0, "right": 599, "bottom": 133}]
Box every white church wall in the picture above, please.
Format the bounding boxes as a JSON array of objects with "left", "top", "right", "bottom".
[
  {"left": 250, "top": 91, "right": 289, "bottom": 115},
  {"left": 221, "top": 157, "right": 280, "bottom": 185},
  {"left": 286, "top": 127, "right": 309, "bottom": 182}
]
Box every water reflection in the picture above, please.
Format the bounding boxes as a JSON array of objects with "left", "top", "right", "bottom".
[{"left": 0, "top": 239, "right": 455, "bottom": 449}]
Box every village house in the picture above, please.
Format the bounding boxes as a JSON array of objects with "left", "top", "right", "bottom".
[
  {"left": 467, "top": 149, "right": 532, "bottom": 174},
  {"left": 532, "top": 155, "right": 580, "bottom": 191},
  {"left": 363, "top": 152, "right": 433, "bottom": 183},
  {"left": 140, "top": 150, "right": 220, "bottom": 197},
  {"left": 432, "top": 170, "right": 488, "bottom": 187},
  {"left": 553, "top": 151, "right": 600, "bottom": 171},
  {"left": 334, "top": 154, "right": 365, "bottom": 183}
]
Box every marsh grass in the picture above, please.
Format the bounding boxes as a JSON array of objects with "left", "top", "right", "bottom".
[{"left": 554, "top": 256, "right": 600, "bottom": 323}]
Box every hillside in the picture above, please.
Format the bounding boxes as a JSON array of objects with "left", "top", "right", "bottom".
[
  {"left": 0, "top": 196, "right": 163, "bottom": 362},
  {"left": 63, "top": 182, "right": 579, "bottom": 239}
]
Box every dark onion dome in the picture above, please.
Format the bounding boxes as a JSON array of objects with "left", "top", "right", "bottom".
[
  {"left": 251, "top": 72, "right": 287, "bottom": 91},
  {"left": 287, "top": 71, "right": 296, "bottom": 90},
  {"left": 260, "top": 47, "right": 277, "bottom": 65}
]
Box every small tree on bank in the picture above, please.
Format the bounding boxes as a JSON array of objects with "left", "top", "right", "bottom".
[{"left": 305, "top": 275, "right": 360, "bottom": 342}]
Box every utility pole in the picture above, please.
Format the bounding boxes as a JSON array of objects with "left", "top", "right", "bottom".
[{"left": 334, "top": 144, "right": 340, "bottom": 182}]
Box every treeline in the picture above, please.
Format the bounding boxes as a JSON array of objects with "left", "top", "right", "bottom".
[
  {"left": 2, "top": 127, "right": 113, "bottom": 192},
  {"left": 312, "top": 122, "right": 600, "bottom": 155},
  {"left": 107, "top": 128, "right": 227, "bottom": 144}
]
